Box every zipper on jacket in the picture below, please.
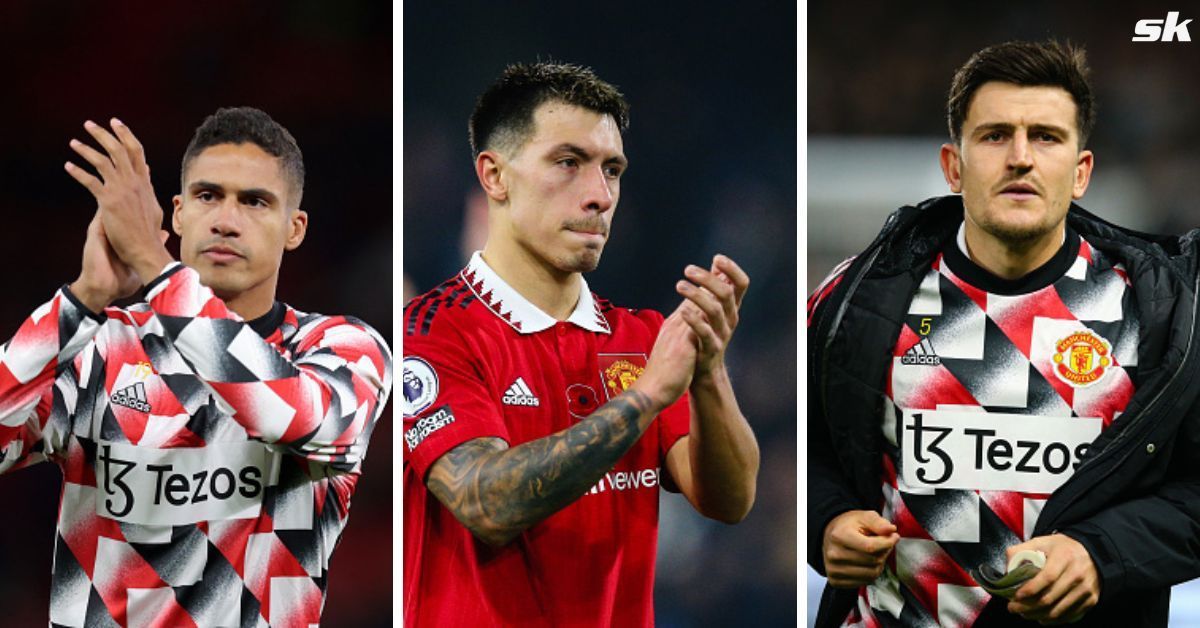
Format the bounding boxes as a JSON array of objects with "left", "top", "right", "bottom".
[{"left": 1035, "top": 265, "right": 1200, "bottom": 533}]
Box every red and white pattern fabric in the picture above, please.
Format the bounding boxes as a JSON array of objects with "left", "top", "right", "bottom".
[
  {"left": 0, "top": 262, "right": 392, "bottom": 627},
  {"left": 848, "top": 231, "right": 1138, "bottom": 627}
]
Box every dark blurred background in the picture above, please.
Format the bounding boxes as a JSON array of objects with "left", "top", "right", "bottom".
[
  {"left": 404, "top": 1, "right": 796, "bottom": 626},
  {"left": 0, "top": 2, "right": 391, "bottom": 625},
  {"left": 808, "top": 2, "right": 1200, "bottom": 624}
]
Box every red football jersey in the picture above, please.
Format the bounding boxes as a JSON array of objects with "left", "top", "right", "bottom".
[{"left": 403, "top": 253, "right": 691, "bottom": 627}]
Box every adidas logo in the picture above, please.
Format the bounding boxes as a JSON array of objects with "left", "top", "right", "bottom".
[
  {"left": 901, "top": 337, "right": 940, "bottom": 366},
  {"left": 502, "top": 377, "right": 540, "bottom": 407},
  {"left": 111, "top": 382, "right": 152, "bottom": 413}
]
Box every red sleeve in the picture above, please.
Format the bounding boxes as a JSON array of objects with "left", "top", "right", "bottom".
[
  {"left": 402, "top": 321, "right": 507, "bottom": 480},
  {"left": 657, "top": 391, "right": 690, "bottom": 463}
]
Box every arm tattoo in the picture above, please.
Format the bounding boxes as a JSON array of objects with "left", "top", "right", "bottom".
[{"left": 425, "top": 389, "right": 657, "bottom": 546}]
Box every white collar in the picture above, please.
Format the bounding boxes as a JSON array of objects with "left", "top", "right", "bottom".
[{"left": 460, "top": 252, "right": 611, "bottom": 335}]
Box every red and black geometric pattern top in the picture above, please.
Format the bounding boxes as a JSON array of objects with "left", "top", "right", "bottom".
[
  {"left": 0, "top": 262, "right": 392, "bottom": 628},
  {"left": 845, "top": 227, "right": 1139, "bottom": 627}
]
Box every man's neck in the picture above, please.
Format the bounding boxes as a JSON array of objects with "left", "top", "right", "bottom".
[
  {"left": 962, "top": 220, "right": 1066, "bottom": 280},
  {"left": 215, "top": 279, "right": 277, "bottom": 322},
  {"left": 480, "top": 241, "right": 580, "bottom": 321}
]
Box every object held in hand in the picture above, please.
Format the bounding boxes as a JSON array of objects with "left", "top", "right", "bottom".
[{"left": 972, "top": 550, "right": 1046, "bottom": 599}]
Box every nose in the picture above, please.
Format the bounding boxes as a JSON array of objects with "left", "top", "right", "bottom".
[
  {"left": 1007, "top": 131, "right": 1034, "bottom": 172},
  {"left": 581, "top": 165, "right": 615, "bottom": 213},
  {"left": 210, "top": 196, "right": 242, "bottom": 237}
]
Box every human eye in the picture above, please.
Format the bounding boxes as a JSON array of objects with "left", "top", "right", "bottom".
[
  {"left": 981, "top": 130, "right": 1005, "bottom": 142},
  {"left": 603, "top": 164, "right": 624, "bottom": 179},
  {"left": 557, "top": 157, "right": 579, "bottom": 169},
  {"left": 1034, "top": 131, "right": 1061, "bottom": 143},
  {"left": 196, "top": 190, "right": 216, "bottom": 202}
]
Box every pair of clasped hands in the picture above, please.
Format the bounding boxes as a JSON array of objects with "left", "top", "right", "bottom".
[
  {"left": 822, "top": 510, "right": 1100, "bottom": 624},
  {"left": 63, "top": 119, "right": 174, "bottom": 313}
]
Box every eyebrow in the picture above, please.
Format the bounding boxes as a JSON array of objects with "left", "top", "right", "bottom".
[
  {"left": 973, "top": 122, "right": 1072, "bottom": 138},
  {"left": 551, "top": 143, "right": 629, "bottom": 168},
  {"left": 190, "top": 180, "right": 281, "bottom": 206}
]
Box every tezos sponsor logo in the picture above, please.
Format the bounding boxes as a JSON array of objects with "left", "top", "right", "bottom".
[
  {"left": 901, "top": 409, "right": 1101, "bottom": 494},
  {"left": 95, "top": 440, "right": 278, "bottom": 525},
  {"left": 1133, "top": 12, "right": 1192, "bottom": 42}
]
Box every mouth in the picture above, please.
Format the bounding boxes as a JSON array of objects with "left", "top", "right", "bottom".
[
  {"left": 999, "top": 182, "right": 1040, "bottom": 200},
  {"left": 200, "top": 244, "right": 245, "bottom": 263},
  {"left": 565, "top": 227, "right": 608, "bottom": 241}
]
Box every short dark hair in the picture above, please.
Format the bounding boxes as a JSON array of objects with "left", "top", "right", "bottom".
[
  {"left": 469, "top": 62, "right": 629, "bottom": 158},
  {"left": 181, "top": 106, "right": 306, "bottom": 206},
  {"left": 947, "top": 40, "right": 1095, "bottom": 148}
]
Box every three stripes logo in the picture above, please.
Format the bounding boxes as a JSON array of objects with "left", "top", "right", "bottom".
[
  {"left": 111, "top": 382, "right": 152, "bottom": 413},
  {"left": 901, "top": 337, "right": 941, "bottom": 366},
  {"left": 502, "top": 377, "right": 541, "bottom": 407}
]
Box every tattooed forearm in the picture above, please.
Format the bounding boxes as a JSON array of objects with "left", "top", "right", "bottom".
[{"left": 425, "top": 389, "right": 658, "bottom": 546}]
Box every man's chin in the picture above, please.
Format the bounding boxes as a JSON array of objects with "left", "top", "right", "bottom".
[
  {"left": 193, "top": 268, "right": 244, "bottom": 298},
  {"left": 557, "top": 250, "right": 602, "bottom": 274}
]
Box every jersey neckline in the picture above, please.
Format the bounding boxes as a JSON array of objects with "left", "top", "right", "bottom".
[{"left": 941, "top": 223, "right": 1080, "bottom": 295}]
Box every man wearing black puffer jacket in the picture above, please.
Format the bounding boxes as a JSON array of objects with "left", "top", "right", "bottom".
[{"left": 808, "top": 40, "right": 1200, "bottom": 627}]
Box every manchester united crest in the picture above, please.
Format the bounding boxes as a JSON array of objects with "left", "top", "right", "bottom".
[
  {"left": 597, "top": 354, "right": 648, "bottom": 400},
  {"left": 1052, "top": 330, "right": 1112, "bottom": 387}
]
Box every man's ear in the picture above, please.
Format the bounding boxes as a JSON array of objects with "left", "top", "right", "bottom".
[
  {"left": 475, "top": 151, "right": 508, "bottom": 202},
  {"left": 1072, "top": 149, "right": 1094, "bottom": 200},
  {"left": 171, "top": 195, "right": 184, "bottom": 235},
  {"left": 284, "top": 209, "right": 308, "bottom": 251},
  {"left": 939, "top": 143, "right": 963, "bottom": 193}
]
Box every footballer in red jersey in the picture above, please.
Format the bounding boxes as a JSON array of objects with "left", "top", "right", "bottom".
[
  {"left": 403, "top": 62, "right": 760, "bottom": 627},
  {"left": 0, "top": 108, "right": 392, "bottom": 626}
]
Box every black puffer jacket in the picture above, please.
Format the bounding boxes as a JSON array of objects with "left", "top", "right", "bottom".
[{"left": 808, "top": 195, "right": 1200, "bottom": 627}]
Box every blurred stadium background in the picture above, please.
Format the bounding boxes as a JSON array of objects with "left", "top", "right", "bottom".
[
  {"left": 0, "top": 2, "right": 391, "bottom": 625},
  {"left": 404, "top": 1, "right": 796, "bottom": 625},
  {"left": 808, "top": 2, "right": 1200, "bottom": 625}
]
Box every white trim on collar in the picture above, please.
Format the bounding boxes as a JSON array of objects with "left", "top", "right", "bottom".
[{"left": 460, "top": 252, "right": 612, "bottom": 335}]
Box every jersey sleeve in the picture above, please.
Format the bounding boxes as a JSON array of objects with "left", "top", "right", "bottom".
[
  {"left": 402, "top": 317, "right": 509, "bottom": 480},
  {"left": 144, "top": 263, "right": 393, "bottom": 473},
  {"left": 0, "top": 286, "right": 102, "bottom": 474},
  {"left": 657, "top": 391, "right": 690, "bottom": 463}
]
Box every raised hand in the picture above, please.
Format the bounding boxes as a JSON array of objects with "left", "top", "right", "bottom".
[
  {"left": 633, "top": 303, "right": 700, "bottom": 410},
  {"left": 674, "top": 254, "right": 750, "bottom": 375},
  {"left": 64, "top": 119, "right": 173, "bottom": 283}
]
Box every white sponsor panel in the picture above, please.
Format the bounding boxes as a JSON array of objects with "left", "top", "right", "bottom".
[
  {"left": 901, "top": 409, "right": 1101, "bottom": 494},
  {"left": 95, "top": 440, "right": 281, "bottom": 525}
]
